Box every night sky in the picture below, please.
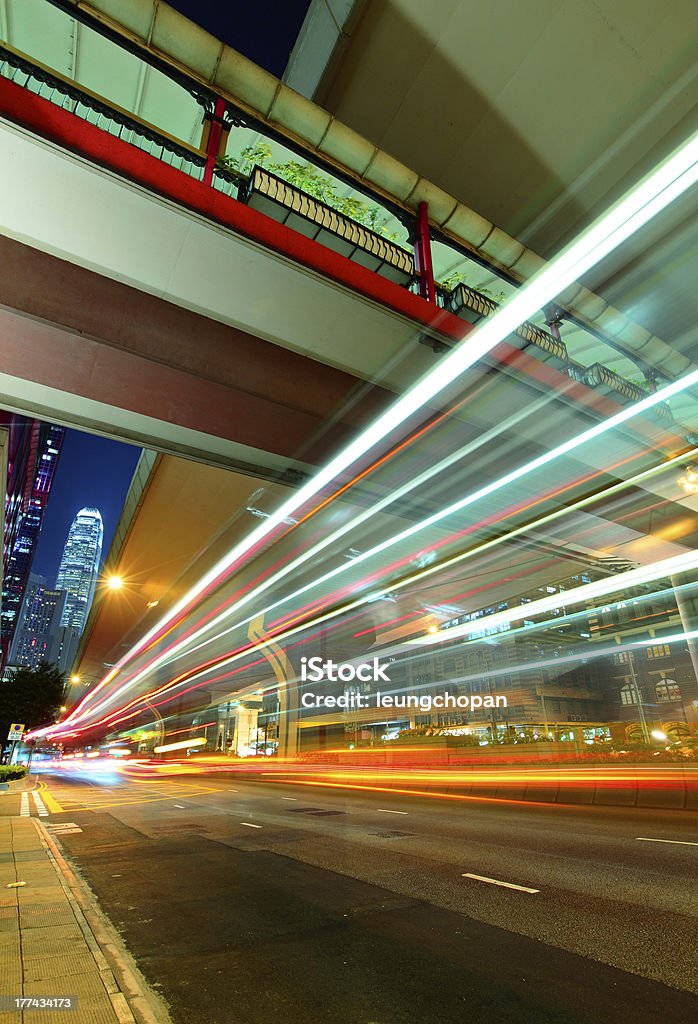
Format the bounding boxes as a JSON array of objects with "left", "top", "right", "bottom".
[
  {"left": 32, "top": 430, "right": 142, "bottom": 584},
  {"left": 166, "top": 0, "right": 312, "bottom": 77}
]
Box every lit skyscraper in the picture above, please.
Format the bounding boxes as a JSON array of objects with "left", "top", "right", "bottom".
[
  {"left": 1, "top": 416, "right": 65, "bottom": 668},
  {"left": 55, "top": 507, "right": 103, "bottom": 634},
  {"left": 7, "top": 572, "right": 77, "bottom": 672}
]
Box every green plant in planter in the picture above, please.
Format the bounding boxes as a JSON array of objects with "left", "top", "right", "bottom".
[
  {"left": 219, "top": 144, "right": 400, "bottom": 240},
  {"left": 438, "top": 270, "right": 506, "bottom": 302}
]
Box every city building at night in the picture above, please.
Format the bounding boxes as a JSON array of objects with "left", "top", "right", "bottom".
[
  {"left": 2, "top": 0, "right": 698, "bottom": 1017},
  {"left": 55, "top": 506, "right": 103, "bottom": 635},
  {"left": 6, "top": 571, "right": 77, "bottom": 672},
  {"left": 0, "top": 414, "right": 64, "bottom": 668}
]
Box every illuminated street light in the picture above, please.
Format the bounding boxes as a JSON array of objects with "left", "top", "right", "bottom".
[
  {"left": 106, "top": 576, "right": 124, "bottom": 590},
  {"left": 679, "top": 466, "right": 698, "bottom": 494},
  {"left": 70, "top": 675, "right": 80, "bottom": 683},
  {"left": 651, "top": 730, "right": 667, "bottom": 741}
]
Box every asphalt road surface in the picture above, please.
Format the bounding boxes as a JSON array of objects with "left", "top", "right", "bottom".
[{"left": 6, "top": 770, "right": 698, "bottom": 1024}]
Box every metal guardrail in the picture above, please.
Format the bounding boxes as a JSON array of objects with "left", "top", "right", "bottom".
[
  {"left": 0, "top": 40, "right": 685, "bottom": 435},
  {"left": 447, "top": 282, "right": 498, "bottom": 323},
  {"left": 448, "top": 282, "right": 568, "bottom": 369},
  {"left": 572, "top": 363, "right": 673, "bottom": 421},
  {"left": 241, "top": 166, "right": 415, "bottom": 286},
  {"left": 0, "top": 44, "right": 207, "bottom": 179}
]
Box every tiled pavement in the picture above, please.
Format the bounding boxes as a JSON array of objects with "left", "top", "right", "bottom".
[{"left": 0, "top": 817, "right": 167, "bottom": 1024}]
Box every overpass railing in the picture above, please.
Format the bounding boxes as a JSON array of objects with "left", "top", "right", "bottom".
[{"left": 0, "top": 2, "right": 686, "bottom": 436}]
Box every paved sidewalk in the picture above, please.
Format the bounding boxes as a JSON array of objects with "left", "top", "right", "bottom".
[{"left": 0, "top": 817, "right": 169, "bottom": 1024}]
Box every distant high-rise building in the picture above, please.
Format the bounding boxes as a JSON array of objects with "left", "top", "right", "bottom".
[
  {"left": 1, "top": 415, "right": 65, "bottom": 668},
  {"left": 7, "top": 573, "right": 81, "bottom": 674},
  {"left": 8, "top": 573, "right": 66, "bottom": 670},
  {"left": 55, "top": 507, "right": 103, "bottom": 634}
]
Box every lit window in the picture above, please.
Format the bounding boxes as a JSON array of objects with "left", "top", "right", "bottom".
[
  {"left": 655, "top": 679, "right": 681, "bottom": 702},
  {"left": 620, "top": 683, "right": 638, "bottom": 705},
  {"left": 646, "top": 644, "right": 671, "bottom": 659}
]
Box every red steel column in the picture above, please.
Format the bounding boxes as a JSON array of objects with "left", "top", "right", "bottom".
[
  {"left": 414, "top": 201, "right": 436, "bottom": 304},
  {"left": 202, "top": 96, "right": 227, "bottom": 187}
]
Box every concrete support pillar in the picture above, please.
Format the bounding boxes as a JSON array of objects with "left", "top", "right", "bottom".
[{"left": 248, "top": 615, "right": 298, "bottom": 758}]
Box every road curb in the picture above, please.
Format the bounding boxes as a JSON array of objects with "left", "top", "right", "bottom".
[
  {"left": 0, "top": 774, "right": 37, "bottom": 793},
  {"left": 34, "top": 819, "right": 173, "bottom": 1024}
]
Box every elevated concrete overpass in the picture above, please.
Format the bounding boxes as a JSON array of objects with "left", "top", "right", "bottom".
[{"left": 2, "top": 2, "right": 697, "bottom": 752}]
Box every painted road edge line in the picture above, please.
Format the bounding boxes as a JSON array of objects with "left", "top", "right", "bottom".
[
  {"left": 636, "top": 837, "right": 698, "bottom": 847},
  {"left": 462, "top": 872, "right": 540, "bottom": 893},
  {"left": 240, "top": 822, "right": 262, "bottom": 829},
  {"left": 40, "top": 788, "right": 65, "bottom": 814}
]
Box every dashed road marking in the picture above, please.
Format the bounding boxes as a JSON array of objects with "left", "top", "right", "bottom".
[
  {"left": 462, "top": 872, "right": 539, "bottom": 894},
  {"left": 240, "top": 822, "right": 262, "bottom": 829},
  {"left": 636, "top": 837, "right": 698, "bottom": 847},
  {"left": 282, "top": 797, "right": 298, "bottom": 802},
  {"left": 20, "top": 792, "right": 30, "bottom": 817},
  {"left": 378, "top": 808, "right": 408, "bottom": 815},
  {"left": 173, "top": 804, "right": 185, "bottom": 809},
  {"left": 46, "top": 822, "right": 83, "bottom": 835}
]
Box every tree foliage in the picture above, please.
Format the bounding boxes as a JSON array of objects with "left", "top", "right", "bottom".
[
  {"left": 0, "top": 662, "right": 65, "bottom": 743},
  {"left": 220, "top": 143, "right": 399, "bottom": 239}
]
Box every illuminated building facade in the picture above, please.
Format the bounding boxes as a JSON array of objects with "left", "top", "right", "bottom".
[
  {"left": 1, "top": 414, "right": 65, "bottom": 668},
  {"left": 7, "top": 572, "right": 67, "bottom": 670},
  {"left": 55, "top": 507, "right": 103, "bottom": 634},
  {"left": 295, "top": 572, "right": 698, "bottom": 750}
]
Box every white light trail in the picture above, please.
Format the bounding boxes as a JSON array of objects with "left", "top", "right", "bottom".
[
  {"left": 51, "top": 445, "right": 696, "bottom": 734},
  {"left": 65, "top": 130, "right": 698, "bottom": 719},
  {"left": 410, "top": 549, "right": 698, "bottom": 646},
  {"left": 129, "top": 372, "right": 698, "bottom": 680},
  {"left": 42, "top": 536, "right": 698, "bottom": 739}
]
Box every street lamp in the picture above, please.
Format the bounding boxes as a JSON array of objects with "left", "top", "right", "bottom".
[
  {"left": 106, "top": 576, "right": 123, "bottom": 590},
  {"left": 627, "top": 651, "right": 650, "bottom": 743}
]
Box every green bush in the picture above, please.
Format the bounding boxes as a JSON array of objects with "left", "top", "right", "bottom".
[{"left": 0, "top": 765, "right": 28, "bottom": 781}]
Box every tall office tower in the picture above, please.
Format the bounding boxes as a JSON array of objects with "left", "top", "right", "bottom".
[
  {"left": 1, "top": 415, "right": 65, "bottom": 668},
  {"left": 7, "top": 573, "right": 67, "bottom": 670},
  {"left": 55, "top": 507, "right": 103, "bottom": 634}
]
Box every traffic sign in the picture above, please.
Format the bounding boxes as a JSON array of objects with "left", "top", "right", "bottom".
[{"left": 7, "top": 723, "right": 25, "bottom": 741}]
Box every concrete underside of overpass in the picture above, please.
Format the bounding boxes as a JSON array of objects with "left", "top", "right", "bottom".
[
  {"left": 1, "top": 1, "right": 697, "bottom": 751},
  {"left": 67, "top": 451, "right": 290, "bottom": 696}
]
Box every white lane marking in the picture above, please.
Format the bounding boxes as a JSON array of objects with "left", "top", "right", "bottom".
[
  {"left": 636, "top": 837, "right": 698, "bottom": 847},
  {"left": 46, "top": 822, "right": 82, "bottom": 834},
  {"left": 239, "top": 822, "right": 262, "bottom": 829},
  {"left": 462, "top": 873, "right": 539, "bottom": 894},
  {"left": 20, "top": 792, "right": 30, "bottom": 817},
  {"left": 32, "top": 791, "right": 49, "bottom": 818},
  {"left": 282, "top": 797, "right": 298, "bottom": 802},
  {"left": 377, "top": 808, "right": 408, "bottom": 815},
  {"left": 173, "top": 804, "right": 185, "bottom": 809}
]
